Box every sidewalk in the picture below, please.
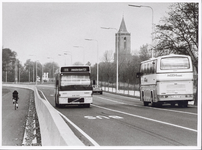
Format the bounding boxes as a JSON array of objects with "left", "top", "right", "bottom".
[{"left": 2, "top": 86, "right": 41, "bottom": 146}]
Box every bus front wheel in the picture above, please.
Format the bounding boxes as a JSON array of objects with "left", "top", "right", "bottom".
[
  {"left": 142, "top": 92, "right": 149, "bottom": 106},
  {"left": 178, "top": 101, "right": 188, "bottom": 108}
]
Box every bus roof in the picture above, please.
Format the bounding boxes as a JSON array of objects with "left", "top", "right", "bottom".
[
  {"left": 140, "top": 54, "right": 191, "bottom": 64},
  {"left": 60, "top": 65, "right": 90, "bottom": 68}
]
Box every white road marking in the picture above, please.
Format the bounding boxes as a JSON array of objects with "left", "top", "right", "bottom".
[
  {"left": 92, "top": 104, "right": 197, "bottom": 133},
  {"left": 39, "top": 89, "right": 100, "bottom": 146},
  {"left": 84, "top": 115, "right": 123, "bottom": 120},
  {"left": 96, "top": 96, "right": 197, "bottom": 116},
  {"left": 57, "top": 111, "right": 100, "bottom": 146}
]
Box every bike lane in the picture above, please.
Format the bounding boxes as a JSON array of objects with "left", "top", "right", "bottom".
[{"left": 2, "top": 87, "right": 30, "bottom": 146}]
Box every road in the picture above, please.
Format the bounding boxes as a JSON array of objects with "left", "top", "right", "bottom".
[
  {"left": 2, "top": 87, "right": 30, "bottom": 146},
  {"left": 37, "top": 85, "right": 197, "bottom": 146}
]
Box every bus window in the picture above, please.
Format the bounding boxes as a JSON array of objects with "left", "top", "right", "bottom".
[{"left": 160, "top": 57, "right": 190, "bottom": 70}]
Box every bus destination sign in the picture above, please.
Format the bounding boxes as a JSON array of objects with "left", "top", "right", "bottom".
[{"left": 61, "top": 67, "right": 89, "bottom": 72}]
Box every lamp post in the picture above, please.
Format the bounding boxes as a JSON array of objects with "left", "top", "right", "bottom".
[
  {"left": 101, "top": 27, "right": 119, "bottom": 92},
  {"left": 73, "top": 46, "right": 85, "bottom": 64},
  {"left": 29, "top": 55, "right": 35, "bottom": 82},
  {"left": 36, "top": 61, "right": 37, "bottom": 85},
  {"left": 128, "top": 4, "right": 154, "bottom": 57},
  {"left": 85, "top": 38, "right": 99, "bottom": 86},
  {"left": 47, "top": 57, "right": 54, "bottom": 79}
]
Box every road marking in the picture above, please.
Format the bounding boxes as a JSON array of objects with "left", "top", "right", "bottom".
[
  {"left": 92, "top": 104, "right": 197, "bottom": 133},
  {"left": 38, "top": 89, "right": 99, "bottom": 146},
  {"left": 84, "top": 115, "right": 123, "bottom": 120},
  {"left": 96, "top": 96, "right": 197, "bottom": 116},
  {"left": 57, "top": 111, "right": 100, "bottom": 146}
]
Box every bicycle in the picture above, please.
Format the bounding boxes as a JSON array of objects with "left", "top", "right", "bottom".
[{"left": 13, "top": 97, "right": 18, "bottom": 110}]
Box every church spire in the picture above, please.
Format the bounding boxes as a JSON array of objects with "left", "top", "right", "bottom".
[{"left": 118, "top": 17, "right": 128, "bottom": 33}]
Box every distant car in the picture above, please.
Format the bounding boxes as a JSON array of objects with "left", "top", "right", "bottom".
[{"left": 92, "top": 85, "right": 103, "bottom": 94}]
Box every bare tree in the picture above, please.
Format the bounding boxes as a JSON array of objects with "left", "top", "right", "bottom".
[
  {"left": 154, "top": 3, "right": 198, "bottom": 70},
  {"left": 139, "top": 44, "right": 151, "bottom": 61}
]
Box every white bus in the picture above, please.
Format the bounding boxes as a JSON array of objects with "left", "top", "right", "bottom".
[
  {"left": 137, "top": 54, "right": 194, "bottom": 107},
  {"left": 55, "top": 65, "right": 93, "bottom": 107}
]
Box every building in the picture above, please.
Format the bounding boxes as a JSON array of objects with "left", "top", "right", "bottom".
[{"left": 114, "top": 17, "right": 131, "bottom": 63}]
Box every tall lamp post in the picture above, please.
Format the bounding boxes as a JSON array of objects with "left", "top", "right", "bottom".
[
  {"left": 29, "top": 55, "right": 35, "bottom": 82},
  {"left": 85, "top": 39, "right": 99, "bottom": 86},
  {"left": 36, "top": 61, "right": 37, "bottom": 85},
  {"left": 128, "top": 4, "right": 154, "bottom": 57},
  {"left": 47, "top": 57, "right": 54, "bottom": 79},
  {"left": 101, "top": 27, "right": 119, "bottom": 92},
  {"left": 73, "top": 46, "right": 85, "bottom": 65}
]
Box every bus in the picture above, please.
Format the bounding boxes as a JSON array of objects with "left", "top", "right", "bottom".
[
  {"left": 136, "top": 54, "right": 194, "bottom": 107},
  {"left": 55, "top": 65, "right": 93, "bottom": 107}
]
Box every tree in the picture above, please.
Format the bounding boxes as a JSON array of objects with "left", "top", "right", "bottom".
[
  {"left": 154, "top": 3, "right": 198, "bottom": 70},
  {"left": 43, "top": 62, "right": 59, "bottom": 78},
  {"left": 101, "top": 50, "right": 114, "bottom": 62},
  {"left": 139, "top": 44, "right": 151, "bottom": 61},
  {"left": 2, "top": 48, "right": 17, "bottom": 82}
]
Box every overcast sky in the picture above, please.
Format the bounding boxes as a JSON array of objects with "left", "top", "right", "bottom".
[{"left": 2, "top": 1, "right": 174, "bottom": 66}]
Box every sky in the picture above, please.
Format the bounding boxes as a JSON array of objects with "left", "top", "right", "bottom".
[{"left": 2, "top": 1, "right": 175, "bottom": 67}]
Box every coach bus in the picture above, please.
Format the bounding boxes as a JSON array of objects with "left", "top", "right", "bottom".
[
  {"left": 136, "top": 54, "right": 194, "bottom": 107},
  {"left": 55, "top": 65, "right": 93, "bottom": 107}
]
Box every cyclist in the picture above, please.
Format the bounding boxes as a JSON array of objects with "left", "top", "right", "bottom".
[{"left": 12, "top": 90, "right": 19, "bottom": 108}]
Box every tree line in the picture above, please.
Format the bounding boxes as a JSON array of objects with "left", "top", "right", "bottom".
[
  {"left": 2, "top": 3, "right": 198, "bottom": 85},
  {"left": 2, "top": 48, "right": 59, "bottom": 83}
]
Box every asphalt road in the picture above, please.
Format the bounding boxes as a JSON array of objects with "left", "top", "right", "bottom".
[
  {"left": 2, "top": 87, "right": 30, "bottom": 146},
  {"left": 37, "top": 85, "right": 198, "bottom": 146}
]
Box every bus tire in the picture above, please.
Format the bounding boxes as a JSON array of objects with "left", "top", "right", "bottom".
[
  {"left": 85, "top": 104, "right": 90, "bottom": 108},
  {"left": 183, "top": 101, "right": 188, "bottom": 107},
  {"left": 142, "top": 92, "right": 149, "bottom": 106},
  {"left": 143, "top": 101, "right": 149, "bottom": 106},
  {"left": 178, "top": 102, "right": 183, "bottom": 107},
  {"left": 151, "top": 92, "right": 155, "bottom": 107},
  {"left": 171, "top": 102, "right": 175, "bottom": 107}
]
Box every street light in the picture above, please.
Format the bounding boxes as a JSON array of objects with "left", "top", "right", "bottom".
[
  {"left": 29, "top": 55, "right": 35, "bottom": 82},
  {"left": 101, "top": 27, "right": 119, "bottom": 92},
  {"left": 85, "top": 38, "right": 99, "bottom": 86},
  {"left": 128, "top": 4, "right": 154, "bottom": 57},
  {"left": 47, "top": 57, "right": 54, "bottom": 79},
  {"left": 73, "top": 46, "right": 85, "bottom": 64}
]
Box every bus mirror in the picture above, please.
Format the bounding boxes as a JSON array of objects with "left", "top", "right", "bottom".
[{"left": 136, "top": 72, "right": 143, "bottom": 78}]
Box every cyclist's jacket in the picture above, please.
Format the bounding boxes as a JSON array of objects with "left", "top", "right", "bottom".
[{"left": 13, "top": 90, "right": 18, "bottom": 99}]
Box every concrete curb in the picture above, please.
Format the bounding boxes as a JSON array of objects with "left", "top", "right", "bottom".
[{"left": 3, "top": 84, "right": 85, "bottom": 146}]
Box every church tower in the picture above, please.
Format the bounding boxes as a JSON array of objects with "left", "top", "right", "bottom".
[{"left": 114, "top": 17, "right": 131, "bottom": 63}]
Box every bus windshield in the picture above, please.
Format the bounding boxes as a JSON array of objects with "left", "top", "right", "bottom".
[
  {"left": 60, "top": 74, "right": 91, "bottom": 91},
  {"left": 160, "top": 57, "right": 190, "bottom": 70}
]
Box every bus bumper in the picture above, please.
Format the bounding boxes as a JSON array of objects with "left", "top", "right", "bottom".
[{"left": 157, "top": 94, "right": 194, "bottom": 101}]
